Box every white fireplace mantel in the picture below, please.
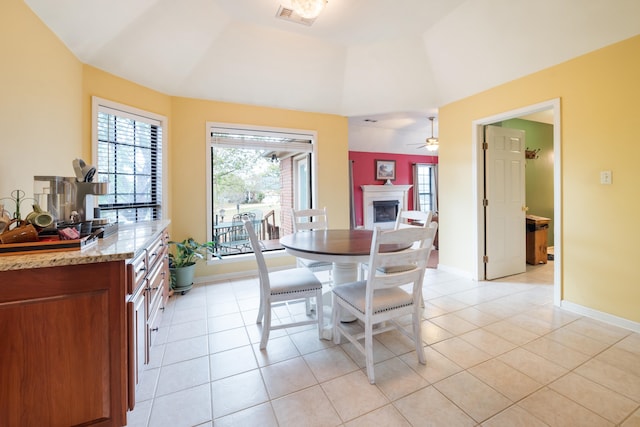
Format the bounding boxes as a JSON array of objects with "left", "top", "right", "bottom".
[{"left": 361, "top": 184, "right": 412, "bottom": 229}]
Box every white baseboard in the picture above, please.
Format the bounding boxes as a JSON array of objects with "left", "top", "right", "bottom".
[
  {"left": 436, "top": 263, "right": 476, "bottom": 280},
  {"left": 194, "top": 264, "right": 295, "bottom": 286},
  {"left": 560, "top": 300, "right": 640, "bottom": 334}
]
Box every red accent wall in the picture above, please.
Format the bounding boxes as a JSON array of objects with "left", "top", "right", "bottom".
[{"left": 349, "top": 151, "right": 438, "bottom": 227}]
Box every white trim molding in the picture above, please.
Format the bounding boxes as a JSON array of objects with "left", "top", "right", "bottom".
[{"left": 561, "top": 300, "right": 640, "bottom": 334}]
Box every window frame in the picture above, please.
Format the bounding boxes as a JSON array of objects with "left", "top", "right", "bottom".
[
  {"left": 293, "top": 153, "right": 311, "bottom": 211},
  {"left": 415, "top": 163, "right": 437, "bottom": 213},
  {"left": 91, "top": 96, "right": 168, "bottom": 222},
  {"left": 206, "top": 122, "right": 318, "bottom": 263}
]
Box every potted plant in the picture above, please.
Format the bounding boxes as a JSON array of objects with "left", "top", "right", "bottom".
[{"left": 168, "top": 237, "right": 220, "bottom": 294}]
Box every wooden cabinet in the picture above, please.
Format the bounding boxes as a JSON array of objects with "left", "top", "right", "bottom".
[
  {"left": 526, "top": 215, "right": 550, "bottom": 265},
  {"left": 126, "top": 229, "right": 169, "bottom": 409},
  {"left": 0, "top": 261, "right": 127, "bottom": 427},
  {"left": 0, "top": 220, "right": 170, "bottom": 427}
]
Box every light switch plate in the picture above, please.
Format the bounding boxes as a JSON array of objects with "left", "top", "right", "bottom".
[{"left": 600, "top": 170, "right": 612, "bottom": 185}]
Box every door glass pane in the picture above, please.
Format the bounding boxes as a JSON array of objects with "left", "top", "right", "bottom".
[{"left": 295, "top": 155, "right": 310, "bottom": 210}]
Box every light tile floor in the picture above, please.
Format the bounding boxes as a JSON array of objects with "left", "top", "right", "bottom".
[{"left": 127, "top": 259, "right": 640, "bottom": 426}]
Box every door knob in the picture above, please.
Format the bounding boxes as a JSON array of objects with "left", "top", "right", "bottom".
[{"left": 522, "top": 206, "right": 529, "bottom": 212}]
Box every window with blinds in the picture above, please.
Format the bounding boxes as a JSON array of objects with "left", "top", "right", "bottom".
[{"left": 94, "top": 100, "right": 164, "bottom": 223}]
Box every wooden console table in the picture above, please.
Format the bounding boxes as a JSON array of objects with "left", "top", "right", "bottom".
[{"left": 526, "top": 215, "right": 550, "bottom": 264}]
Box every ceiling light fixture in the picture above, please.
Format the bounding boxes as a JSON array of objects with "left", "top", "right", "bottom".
[
  {"left": 425, "top": 116, "right": 439, "bottom": 152},
  {"left": 290, "top": 0, "right": 328, "bottom": 20}
]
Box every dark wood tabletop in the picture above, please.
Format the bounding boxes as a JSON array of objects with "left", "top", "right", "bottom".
[{"left": 280, "top": 229, "right": 408, "bottom": 256}]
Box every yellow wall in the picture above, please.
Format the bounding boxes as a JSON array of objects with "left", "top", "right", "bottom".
[
  {"left": 6, "top": 0, "right": 638, "bottom": 323},
  {"left": 0, "top": 0, "right": 83, "bottom": 198},
  {"left": 170, "top": 97, "right": 349, "bottom": 277},
  {"left": 2, "top": 0, "right": 349, "bottom": 278},
  {"left": 439, "top": 34, "right": 640, "bottom": 323}
]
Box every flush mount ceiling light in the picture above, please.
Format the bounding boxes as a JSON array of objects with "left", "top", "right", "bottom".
[
  {"left": 425, "top": 116, "right": 439, "bottom": 152},
  {"left": 290, "top": 0, "right": 328, "bottom": 20}
]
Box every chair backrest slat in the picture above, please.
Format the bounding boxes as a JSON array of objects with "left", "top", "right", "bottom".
[
  {"left": 395, "top": 209, "right": 433, "bottom": 230},
  {"left": 291, "top": 207, "right": 328, "bottom": 232},
  {"left": 365, "top": 226, "right": 437, "bottom": 306}
]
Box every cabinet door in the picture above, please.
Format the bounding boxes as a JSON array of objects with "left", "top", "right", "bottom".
[
  {"left": 160, "top": 230, "right": 171, "bottom": 308},
  {"left": 0, "top": 262, "right": 126, "bottom": 427},
  {"left": 127, "top": 281, "right": 147, "bottom": 410}
]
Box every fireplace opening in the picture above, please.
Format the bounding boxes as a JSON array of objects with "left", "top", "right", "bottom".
[{"left": 373, "top": 200, "right": 399, "bottom": 223}]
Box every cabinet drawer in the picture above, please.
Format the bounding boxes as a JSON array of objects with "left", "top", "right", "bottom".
[
  {"left": 146, "top": 257, "right": 165, "bottom": 318},
  {"left": 147, "top": 234, "right": 166, "bottom": 272},
  {"left": 127, "top": 251, "right": 147, "bottom": 294}
]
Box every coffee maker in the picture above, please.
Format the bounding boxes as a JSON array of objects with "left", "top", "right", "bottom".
[{"left": 33, "top": 176, "right": 109, "bottom": 233}]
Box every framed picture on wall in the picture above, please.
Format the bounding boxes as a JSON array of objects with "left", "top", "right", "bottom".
[{"left": 375, "top": 159, "right": 396, "bottom": 181}]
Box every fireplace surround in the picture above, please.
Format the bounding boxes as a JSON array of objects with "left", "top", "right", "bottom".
[{"left": 361, "top": 184, "right": 412, "bottom": 229}]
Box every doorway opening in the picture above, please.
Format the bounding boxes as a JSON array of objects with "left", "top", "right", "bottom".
[{"left": 473, "top": 98, "right": 561, "bottom": 306}]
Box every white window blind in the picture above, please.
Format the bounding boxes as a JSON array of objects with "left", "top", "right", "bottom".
[
  {"left": 95, "top": 103, "right": 163, "bottom": 223},
  {"left": 210, "top": 126, "right": 313, "bottom": 152}
]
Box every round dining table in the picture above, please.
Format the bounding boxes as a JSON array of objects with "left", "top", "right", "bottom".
[
  {"left": 280, "top": 229, "right": 409, "bottom": 337},
  {"left": 280, "top": 229, "right": 408, "bottom": 284}
]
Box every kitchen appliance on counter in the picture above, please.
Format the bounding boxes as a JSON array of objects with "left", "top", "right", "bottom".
[{"left": 33, "top": 176, "right": 112, "bottom": 236}]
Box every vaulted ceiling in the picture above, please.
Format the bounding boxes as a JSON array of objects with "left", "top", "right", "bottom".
[{"left": 24, "top": 0, "right": 640, "bottom": 150}]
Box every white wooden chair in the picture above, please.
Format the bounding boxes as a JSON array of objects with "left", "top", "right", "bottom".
[
  {"left": 244, "top": 219, "right": 324, "bottom": 349},
  {"left": 395, "top": 209, "right": 433, "bottom": 234},
  {"left": 331, "top": 226, "right": 436, "bottom": 384},
  {"left": 291, "top": 206, "right": 333, "bottom": 277}
]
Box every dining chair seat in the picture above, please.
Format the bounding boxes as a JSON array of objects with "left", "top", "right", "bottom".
[
  {"left": 332, "top": 281, "right": 414, "bottom": 315},
  {"left": 298, "top": 258, "right": 331, "bottom": 269},
  {"left": 268, "top": 269, "right": 323, "bottom": 295}
]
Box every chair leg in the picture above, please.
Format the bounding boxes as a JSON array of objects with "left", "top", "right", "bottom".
[
  {"left": 316, "top": 289, "right": 324, "bottom": 339},
  {"left": 331, "top": 295, "right": 341, "bottom": 345},
  {"left": 413, "top": 307, "right": 426, "bottom": 365},
  {"left": 256, "top": 298, "right": 264, "bottom": 324},
  {"left": 260, "top": 299, "right": 272, "bottom": 350},
  {"left": 365, "top": 320, "right": 375, "bottom": 384}
]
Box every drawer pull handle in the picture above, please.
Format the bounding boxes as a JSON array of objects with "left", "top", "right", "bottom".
[{"left": 151, "top": 327, "right": 159, "bottom": 332}]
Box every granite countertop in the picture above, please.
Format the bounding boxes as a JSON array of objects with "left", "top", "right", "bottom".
[{"left": 0, "top": 220, "right": 170, "bottom": 271}]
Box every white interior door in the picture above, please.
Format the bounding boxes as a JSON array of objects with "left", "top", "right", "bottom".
[{"left": 485, "top": 125, "right": 526, "bottom": 279}]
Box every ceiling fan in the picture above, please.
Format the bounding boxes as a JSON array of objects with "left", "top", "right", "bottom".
[{"left": 409, "top": 116, "right": 439, "bottom": 151}]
